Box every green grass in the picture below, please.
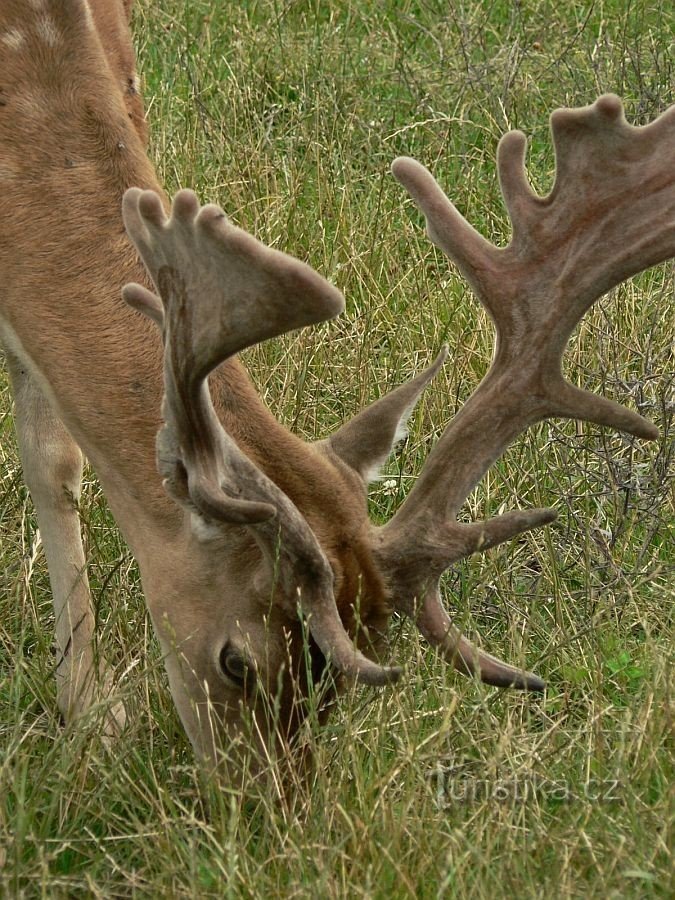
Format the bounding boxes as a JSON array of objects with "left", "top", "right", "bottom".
[{"left": 1, "top": 0, "right": 673, "bottom": 896}]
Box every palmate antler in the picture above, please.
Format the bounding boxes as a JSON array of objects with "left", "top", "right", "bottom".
[
  {"left": 121, "top": 188, "right": 401, "bottom": 686},
  {"left": 375, "top": 95, "right": 674, "bottom": 690}
]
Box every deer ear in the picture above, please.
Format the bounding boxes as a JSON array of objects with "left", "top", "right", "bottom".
[{"left": 326, "top": 348, "right": 447, "bottom": 482}]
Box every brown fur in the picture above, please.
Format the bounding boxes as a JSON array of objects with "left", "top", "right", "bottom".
[{"left": 0, "top": 0, "right": 387, "bottom": 766}]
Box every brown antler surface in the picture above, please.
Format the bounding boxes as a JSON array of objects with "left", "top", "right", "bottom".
[
  {"left": 376, "top": 95, "right": 674, "bottom": 690},
  {"left": 122, "top": 188, "right": 401, "bottom": 686}
]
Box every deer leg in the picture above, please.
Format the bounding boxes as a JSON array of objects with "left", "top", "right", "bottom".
[{"left": 5, "top": 350, "right": 124, "bottom": 729}]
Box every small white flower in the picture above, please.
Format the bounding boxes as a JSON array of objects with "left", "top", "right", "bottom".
[{"left": 382, "top": 479, "right": 398, "bottom": 496}]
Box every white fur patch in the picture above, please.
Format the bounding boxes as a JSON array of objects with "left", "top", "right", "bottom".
[
  {"left": 190, "top": 514, "right": 224, "bottom": 542},
  {"left": 1, "top": 29, "right": 25, "bottom": 50},
  {"left": 362, "top": 461, "right": 385, "bottom": 484},
  {"left": 82, "top": 0, "right": 95, "bottom": 29},
  {"left": 361, "top": 397, "right": 418, "bottom": 484},
  {"left": 35, "top": 16, "right": 60, "bottom": 47}
]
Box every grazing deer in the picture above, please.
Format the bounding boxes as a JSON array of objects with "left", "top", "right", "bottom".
[{"left": 1, "top": 0, "right": 673, "bottom": 776}]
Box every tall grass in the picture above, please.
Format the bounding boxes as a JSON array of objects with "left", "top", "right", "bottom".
[{"left": 0, "top": 1, "right": 673, "bottom": 896}]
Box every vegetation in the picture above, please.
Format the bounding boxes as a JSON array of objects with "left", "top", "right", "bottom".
[{"left": 0, "top": 0, "right": 672, "bottom": 896}]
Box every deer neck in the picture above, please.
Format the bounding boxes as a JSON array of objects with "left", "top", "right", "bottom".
[{"left": 0, "top": 12, "right": 378, "bottom": 617}]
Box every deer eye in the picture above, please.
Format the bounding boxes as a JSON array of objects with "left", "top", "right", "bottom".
[{"left": 219, "top": 645, "right": 253, "bottom": 688}]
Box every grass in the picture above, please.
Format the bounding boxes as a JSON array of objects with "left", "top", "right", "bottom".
[{"left": 1, "top": 0, "right": 673, "bottom": 896}]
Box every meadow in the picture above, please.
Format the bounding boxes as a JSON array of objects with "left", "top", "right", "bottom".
[{"left": 0, "top": 0, "right": 673, "bottom": 896}]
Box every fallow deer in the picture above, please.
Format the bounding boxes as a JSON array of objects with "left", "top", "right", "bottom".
[{"left": 1, "top": 0, "right": 673, "bottom": 777}]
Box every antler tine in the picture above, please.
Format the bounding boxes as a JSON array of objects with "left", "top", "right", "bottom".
[
  {"left": 122, "top": 188, "right": 400, "bottom": 687},
  {"left": 377, "top": 96, "right": 674, "bottom": 690},
  {"left": 416, "top": 586, "right": 545, "bottom": 692}
]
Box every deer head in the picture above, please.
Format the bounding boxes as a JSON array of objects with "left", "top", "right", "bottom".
[{"left": 119, "top": 187, "right": 402, "bottom": 770}]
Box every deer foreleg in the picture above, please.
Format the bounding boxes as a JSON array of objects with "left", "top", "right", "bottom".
[{"left": 6, "top": 350, "right": 123, "bottom": 729}]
